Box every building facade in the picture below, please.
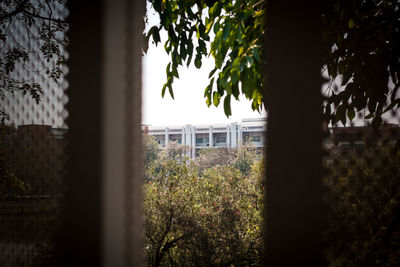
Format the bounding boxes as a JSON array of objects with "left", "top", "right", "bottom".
[
  {"left": 144, "top": 118, "right": 267, "bottom": 158},
  {"left": 145, "top": 119, "right": 400, "bottom": 158}
]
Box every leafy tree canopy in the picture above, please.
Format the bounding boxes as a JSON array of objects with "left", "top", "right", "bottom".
[
  {"left": 0, "top": 0, "right": 68, "bottom": 122},
  {"left": 144, "top": 138, "right": 264, "bottom": 266},
  {"left": 324, "top": 141, "right": 400, "bottom": 265},
  {"left": 145, "top": 0, "right": 400, "bottom": 126},
  {"left": 145, "top": 0, "right": 265, "bottom": 117},
  {"left": 143, "top": 136, "right": 400, "bottom": 265}
]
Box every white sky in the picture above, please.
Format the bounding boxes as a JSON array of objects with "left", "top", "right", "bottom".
[{"left": 141, "top": 6, "right": 266, "bottom": 127}]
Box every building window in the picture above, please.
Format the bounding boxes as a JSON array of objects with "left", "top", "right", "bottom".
[
  {"left": 153, "top": 134, "right": 165, "bottom": 146},
  {"left": 169, "top": 134, "right": 182, "bottom": 144},
  {"left": 213, "top": 132, "right": 227, "bottom": 146},
  {"left": 215, "top": 137, "right": 226, "bottom": 143},
  {"left": 243, "top": 131, "right": 263, "bottom": 145},
  {"left": 196, "top": 133, "right": 209, "bottom": 147}
]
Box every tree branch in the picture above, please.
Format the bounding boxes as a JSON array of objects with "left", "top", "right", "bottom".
[
  {"left": 158, "top": 234, "right": 185, "bottom": 264},
  {"left": 0, "top": 0, "right": 29, "bottom": 22},
  {"left": 163, "top": 234, "right": 185, "bottom": 250},
  {"left": 22, "top": 10, "right": 67, "bottom": 24},
  {"left": 157, "top": 209, "right": 174, "bottom": 246},
  {"left": 145, "top": 232, "right": 156, "bottom": 245},
  {"left": 44, "top": 0, "right": 52, "bottom": 28},
  {"left": 251, "top": 0, "right": 266, "bottom": 9}
]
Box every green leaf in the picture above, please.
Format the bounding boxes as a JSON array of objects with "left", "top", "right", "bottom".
[
  {"left": 186, "top": 43, "right": 193, "bottom": 66},
  {"left": 199, "top": 23, "right": 206, "bottom": 38},
  {"left": 209, "top": 2, "right": 221, "bottom": 17},
  {"left": 179, "top": 42, "right": 186, "bottom": 59},
  {"left": 205, "top": 78, "right": 214, "bottom": 107},
  {"left": 194, "top": 55, "right": 202, "bottom": 69},
  {"left": 347, "top": 108, "right": 355, "bottom": 121},
  {"left": 238, "top": 47, "right": 245, "bottom": 56},
  {"left": 219, "top": 71, "right": 228, "bottom": 90},
  {"left": 165, "top": 62, "right": 171, "bottom": 76},
  {"left": 146, "top": 25, "right": 157, "bottom": 38},
  {"left": 254, "top": 9, "right": 265, "bottom": 18},
  {"left": 222, "top": 20, "right": 231, "bottom": 41},
  {"left": 213, "top": 20, "right": 220, "bottom": 34},
  {"left": 371, "top": 115, "right": 382, "bottom": 128},
  {"left": 215, "top": 51, "right": 223, "bottom": 69},
  {"left": 213, "top": 91, "right": 220, "bottom": 107},
  {"left": 232, "top": 57, "right": 241, "bottom": 69},
  {"left": 204, "top": 78, "right": 214, "bottom": 97},
  {"left": 206, "top": 95, "right": 212, "bottom": 107},
  {"left": 348, "top": 19, "right": 355, "bottom": 29},
  {"left": 365, "top": 113, "right": 374, "bottom": 119},
  {"left": 164, "top": 39, "right": 171, "bottom": 53},
  {"left": 208, "top": 68, "right": 217, "bottom": 78},
  {"left": 336, "top": 105, "right": 347, "bottom": 126},
  {"left": 161, "top": 83, "right": 167, "bottom": 98},
  {"left": 153, "top": 28, "right": 161, "bottom": 44},
  {"left": 246, "top": 56, "right": 254, "bottom": 66},
  {"left": 198, "top": 39, "right": 207, "bottom": 55},
  {"left": 168, "top": 26, "right": 177, "bottom": 42},
  {"left": 324, "top": 104, "right": 331, "bottom": 118},
  {"left": 224, "top": 95, "right": 232, "bottom": 117},
  {"left": 239, "top": 60, "right": 245, "bottom": 72},
  {"left": 172, "top": 66, "right": 179, "bottom": 79},
  {"left": 253, "top": 47, "right": 260, "bottom": 61},
  {"left": 168, "top": 84, "right": 174, "bottom": 99},
  {"left": 231, "top": 69, "right": 239, "bottom": 84},
  {"left": 205, "top": 19, "right": 214, "bottom": 34},
  {"left": 382, "top": 99, "right": 400, "bottom": 113},
  {"left": 232, "top": 83, "right": 239, "bottom": 99},
  {"left": 251, "top": 99, "right": 258, "bottom": 111}
]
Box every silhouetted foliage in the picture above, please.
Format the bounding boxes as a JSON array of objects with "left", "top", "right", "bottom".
[
  {"left": 0, "top": 0, "right": 68, "bottom": 121},
  {"left": 0, "top": 123, "right": 65, "bottom": 197},
  {"left": 322, "top": 0, "right": 400, "bottom": 127},
  {"left": 324, "top": 141, "right": 400, "bottom": 266},
  {"left": 0, "top": 123, "right": 30, "bottom": 198}
]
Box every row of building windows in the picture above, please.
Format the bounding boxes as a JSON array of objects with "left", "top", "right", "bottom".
[
  {"left": 145, "top": 121, "right": 400, "bottom": 158},
  {"left": 149, "top": 132, "right": 263, "bottom": 148},
  {"left": 144, "top": 120, "right": 266, "bottom": 158}
]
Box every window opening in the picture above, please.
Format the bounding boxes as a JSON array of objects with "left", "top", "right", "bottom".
[{"left": 142, "top": 2, "right": 266, "bottom": 264}]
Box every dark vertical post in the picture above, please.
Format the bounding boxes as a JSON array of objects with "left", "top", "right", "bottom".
[
  {"left": 124, "top": 0, "right": 145, "bottom": 265},
  {"left": 264, "top": 2, "right": 323, "bottom": 266},
  {"left": 57, "top": 1, "right": 103, "bottom": 266}
]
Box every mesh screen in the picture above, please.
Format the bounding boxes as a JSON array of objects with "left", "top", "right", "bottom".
[
  {"left": 322, "top": 81, "right": 400, "bottom": 264},
  {"left": 0, "top": 1, "right": 68, "bottom": 265}
]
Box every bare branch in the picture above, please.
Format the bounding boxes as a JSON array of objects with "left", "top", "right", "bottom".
[
  {"left": 145, "top": 233, "right": 156, "bottom": 245},
  {"left": 0, "top": 0, "right": 29, "bottom": 22},
  {"left": 22, "top": 10, "right": 66, "bottom": 24}
]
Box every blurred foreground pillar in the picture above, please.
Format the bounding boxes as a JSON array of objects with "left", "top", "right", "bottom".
[
  {"left": 264, "top": 2, "right": 323, "bottom": 266},
  {"left": 58, "top": 0, "right": 144, "bottom": 266}
]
